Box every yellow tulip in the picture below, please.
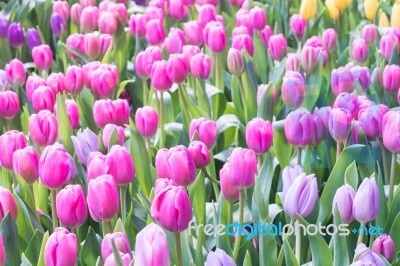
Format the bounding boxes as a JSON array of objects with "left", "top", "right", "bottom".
[
  {"left": 333, "top": 0, "right": 348, "bottom": 10},
  {"left": 391, "top": 3, "right": 400, "bottom": 27},
  {"left": 326, "top": 0, "right": 340, "bottom": 20},
  {"left": 379, "top": 11, "right": 390, "bottom": 27},
  {"left": 364, "top": 0, "right": 379, "bottom": 20},
  {"left": 300, "top": 0, "right": 317, "bottom": 20}
]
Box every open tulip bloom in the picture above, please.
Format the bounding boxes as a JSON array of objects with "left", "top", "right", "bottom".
[{"left": 2, "top": 0, "right": 400, "bottom": 265}]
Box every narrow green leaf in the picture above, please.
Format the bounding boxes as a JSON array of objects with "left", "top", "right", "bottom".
[
  {"left": 283, "top": 240, "right": 299, "bottom": 266},
  {"left": 0, "top": 213, "right": 22, "bottom": 266},
  {"left": 243, "top": 250, "right": 252, "bottom": 266},
  {"left": 37, "top": 231, "right": 49, "bottom": 266},
  {"left": 80, "top": 227, "right": 101, "bottom": 266},
  {"left": 333, "top": 207, "right": 349, "bottom": 266},
  {"left": 56, "top": 95, "right": 74, "bottom": 155},
  {"left": 345, "top": 161, "right": 358, "bottom": 190}
]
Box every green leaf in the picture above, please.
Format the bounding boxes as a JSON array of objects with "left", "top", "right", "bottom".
[
  {"left": 111, "top": 239, "right": 124, "bottom": 266},
  {"left": 272, "top": 124, "right": 293, "bottom": 169},
  {"left": 77, "top": 88, "right": 97, "bottom": 133},
  {"left": 333, "top": 207, "right": 349, "bottom": 266},
  {"left": 345, "top": 161, "right": 358, "bottom": 190},
  {"left": 243, "top": 250, "right": 252, "bottom": 266},
  {"left": 56, "top": 94, "right": 74, "bottom": 155},
  {"left": 283, "top": 240, "right": 299, "bottom": 266},
  {"left": 189, "top": 171, "right": 206, "bottom": 228},
  {"left": 24, "top": 230, "right": 44, "bottom": 265},
  {"left": 37, "top": 231, "right": 49, "bottom": 266},
  {"left": 80, "top": 227, "right": 101, "bottom": 266},
  {"left": 257, "top": 83, "right": 275, "bottom": 122},
  {"left": 389, "top": 212, "right": 400, "bottom": 253},
  {"left": 0, "top": 213, "right": 21, "bottom": 266},
  {"left": 258, "top": 220, "right": 277, "bottom": 266}
]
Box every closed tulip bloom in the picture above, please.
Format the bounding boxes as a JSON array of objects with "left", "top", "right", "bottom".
[
  {"left": 99, "top": 11, "right": 117, "bottom": 34},
  {"left": 364, "top": 0, "right": 378, "bottom": 20},
  {"left": 5, "top": 59, "right": 26, "bottom": 86},
  {"left": 188, "top": 141, "right": 210, "bottom": 168},
  {"left": 290, "top": 14, "right": 307, "bottom": 38},
  {"left": 313, "top": 106, "right": 332, "bottom": 135},
  {"left": 329, "top": 108, "right": 353, "bottom": 143},
  {"left": 101, "top": 232, "right": 131, "bottom": 261},
  {"left": 383, "top": 111, "right": 400, "bottom": 153},
  {"left": 84, "top": 33, "right": 100, "bottom": 59},
  {"left": 0, "top": 130, "right": 27, "bottom": 170},
  {"left": 24, "top": 108, "right": 49, "bottom": 144},
  {"left": 182, "top": 45, "right": 200, "bottom": 68},
  {"left": 0, "top": 234, "right": 5, "bottom": 265},
  {"left": 39, "top": 144, "right": 77, "bottom": 189},
  {"left": 154, "top": 178, "right": 177, "bottom": 195},
  {"left": 260, "top": 25, "right": 273, "bottom": 48},
  {"left": 12, "top": 147, "right": 39, "bottom": 184},
  {"left": 235, "top": 9, "right": 254, "bottom": 35},
  {"left": 80, "top": 6, "right": 99, "bottom": 32},
  {"left": 246, "top": 118, "right": 273, "bottom": 154},
  {"left": 87, "top": 174, "right": 119, "bottom": 221},
  {"left": 70, "top": 3, "right": 82, "bottom": 24},
  {"left": 350, "top": 66, "right": 371, "bottom": 91},
  {"left": 300, "top": 0, "right": 317, "bottom": 20},
  {"left": 167, "top": 145, "right": 196, "bottom": 186},
  {"left": 334, "top": 0, "right": 351, "bottom": 10},
  {"left": 380, "top": 34, "right": 398, "bottom": 61},
  {"left": 301, "top": 46, "right": 320, "bottom": 74},
  {"left": 351, "top": 38, "right": 368, "bottom": 63},
  {"left": 0, "top": 91, "right": 19, "bottom": 120},
  {"left": 145, "top": 6, "right": 164, "bottom": 21},
  {"left": 26, "top": 76, "right": 47, "bottom": 102},
  {"left": 283, "top": 173, "right": 318, "bottom": 218},
  {"left": 383, "top": 65, "right": 400, "bottom": 92},
  {"left": 71, "top": 128, "right": 99, "bottom": 166},
  {"left": 331, "top": 67, "right": 354, "bottom": 96},
  {"left": 268, "top": 34, "right": 288, "bottom": 60},
  {"left": 155, "top": 148, "right": 171, "bottom": 179},
  {"left": 232, "top": 34, "right": 254, "bottom": 56},
  {"left": 66, "top": 33, "right": 85, "bottom": 60},
  {"left": 189, "top": 118, "right": 217, "bottom": 149},
  {"left": 232, "top": 26, "right": 250, "bottom": 38},
  {"left": 32, "top": 44, "right": 53, "bottom": 70},
  {"left": 281, "top": 165, "right": 304, "bottom": 202},
  {"left": 8, "top": 22, "right": 24, "bottom": 48},
  {"left": 392, "top": 3, "right": 400, "bottom": 27},
  {"left": 27, "top": 28, "right": 42, "bottom": 51},
  {"left": 91, "top": 68, "right": 118, "bottom": 99},
  {"left": 358, "top": 105, "right": 388, "bottom": 138},
  {"left": 333, "top": 92, "right": 359, "bottom": 119},
  {"left": 332, "top": 184, "right": 356, "bottom": 223},
  {"left": 163, "top": 28, "right": 186, "bottom": 55},
  {"left": 257, "top": 84, "right": 278, "bottom": 105},
  {"left": 150, "top": 185, "right": 192, "bottom": 232},
  {"left": 183, "top": 21, "right": 203, "bottom": 46},
  {"left": 100, "top": 34, "right": 113, "bottom": 55},
  {"left": 168, "top": 0, "right": 188, "bottom": 20},
  {"left": 249, "top": 7, "right": 266, "bottom": 30},
  {"left": 129, "top": 14, "right": 147, "bottom": 38},
  {"left": 322, "top": 28, "right": 338, "bottom": 53},
  {"left": 102, "top": 124, "right": 124, "bottom": 150},
  {"left": 353, "top": 243, "right": 386, "bottom": 266},
  {"left": 104, "top": 252, "right": 131, "bottom": 266},
  {"left": 56, "top": 185, "right": 87, "bottom": 228},
  {"left": 206, "top": 249, "right": 236, "bottom": 266},
  {"left": 220, "top": 163, "right": 240, "bottom": 202},
  {"left": 353, "top": 177, "right": 379, "bottom": 223},
  {"left": 284, "top": 109, "right": 314, "bottom": 146},
  {"left": 93, "top": 100, "right": 113, "bottom": 128},
  {"left": 146, "top": 19, "right": 165, "bottom": 45},
  {"left": 372, "top": 235, "right": 395, "bottom": 262},
  {"left": 190, "top": 53, "right": 212, "bottom": 80},
  {"left": 227, "top": 48, "right": 245, "bottom": 76},
  {"left": 0, "top": 186, "right": 18, "bottom": 221},
  {"left": 151, "top": 60, "right": 173, "bottom": 91},
  {"left": 0, "top": 18, "right": 9, "bottom": 39},
  {"left": 113, "top": 99, "right": 130, "bottom": 127},
  {"left": 228, "top": 148, "right": 257, "bottom": 190},
  {"left": 198, "top": 4, "right": 216, "bottom": 28},
  {"left": 135, "top": 106, "right": 159, "bottom": 138},
  {"left": 141, "top": 46, "right": 162, "bottom": 78},
  {"left": 47, "top": 72, "right": 66, "bottom": 95},
  {"left": 45, "top": 228, "right": 77, "bottom": 266},
  {"left": 282, "top": 71, "right": 306, "bottom": 109},
  {"left": 166, "top": 54, "right": 188, "bottom": 83},
  {"left": 87, "top": 152, "right": 108, "bottom": 181},
  {"left": 285, "top": 53, "right": 300, "bottom": 72},
  {"left": 362, "top": 24, "right": 377, "bottom": 45},
  {"left": 310, "top": 115, "right": 324, "bottom": 146},
  {"left": 50, "top": 13, "right": 67, "bottom": 37},
  {"left": 32, "top": 85, "right": 55, "bottom": 112},
  {"left": 53, "top": 1, "right": 70, "bottom": 22},
  {"left": 105, "top": 145, "right": 135, "bottom": 185},
  {"left": 135, "top": 223, "right": 170, "bottom": 266},
  {"left": 204, "top": 22, "right": 227, "bottom": 54}
]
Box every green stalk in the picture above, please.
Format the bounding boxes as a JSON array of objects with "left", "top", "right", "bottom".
[
  {"left": 214, "top": 53, "right": 223, "bottom": 91},
  {"left": 143, "top": 79, "right": 149, "bottom": 106},
  {"left": 379, "top": 138, "right": 390, "bottom": 185},
  {"left": 175, "top": 233, "right": 183, "bottom": 266},
  {"left": 233, "top": 190, "right": 245, "bottom": 260},
  {"left": 297, "top": 147, "right": 302, "bottom": 166},
  {"left": 357, "top": 222, "right": 366, "bottom": 245},
  {"left": 388, "top": 153, "right": 397, "bottom": 206},
  {"left": 119, "top": 185, "right": 126, "bottom": 224},
  {"left": 295, "top": 219, "right": 301, "bottom": 263},
  {"left": 227, "top": 202, "right": 233, "bottom": 225},
  {"left": 105, "top": 220, "right": 113, "bottom": 234},
  {"left": 237, "top": 75, "right": 248, "bottom": 122},
  {"left": 336, "top": 142, "right": 343, "bottom": 161},
  {"left": 29, "top": 184, "right": 36, "bottom": 208},
  {"left": 159, "top": 91, "right": 165, "bottom": 148},
  {"left": 51, "top": 190, "right": 58, "bottom": 229}
]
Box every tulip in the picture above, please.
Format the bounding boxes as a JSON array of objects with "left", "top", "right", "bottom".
[
  {"left": 135, "top": 223, "right": 170, "bottom": 266},
  {"left": 353, "top": 244, "right": 386, "bottom": 266},
  {"left": 322, "top": 28, "right": 338, "bottom": 53},
  {"left": 190, "top": 53, "right": 212, "bottom": 80},
  {"left": 206, "top": 249, "right": 236, "bottom": 266},
  {"left": 235, "top": 9, "right": 254, "bottom": 35},
  {"left": 163, "top": 28, "right": 185, "bottom": 55},
  {"left": 260, "top": 25, "right": 273, "bottom": 48},
  {"left": 232, "top": 34, "right": 254, "bottom": 56},
  {"left": 32, "top": 44, "right": 53, "bottom": 70},
  {"left": 257, "top": 84, "right": 278, "bottom": 105},
  {"left": 313, "top": 106, "right": 332, "bottom": 135},
  {"left": 129, "top": 14, "right": 147, "bottom": 38},
  {"left": 80, "top": 6, "right": 99, "bottom": 32},
  {"left": 372, "top": 234, "right": 395, "bottom": 262},
  {"left": 56, "top": 185, "right": 87, "bottom": 228},
  {"left": 198, "top": 4, "right": 216, "bottom": 28},
  {"left": 26, "top": 76, "right": 47, "bottom": 102},
  {"left": 50, "top": 13, "right": 67, "bottom": 37},
  {"left": 365, "top": 0, "right": 378, "bottom": 20},
  {"left": 284, "top": 108, "right": 314, "bottom": 146},
  {"left": 166, "top": 146, "right": 196, "bottom": 186},
  {"left": 146, "top": 19, "right": 165, "bottom": 45},
  {"left": 93, "top": 99, "right": 129, "bottom": 128},
  {"left": 328, "top": 108, "right": 353, "bottom": 143},
  {"left": 383, "top": 65, "right": 400, "bottom": 93},
  {"left": 331, "top": 67, "right": 354, "bottom": 96},
  {"left": 8, "top": 22, "right": 24, "bottom": 48},
  {"left": 332, "top": 184, "right": 356, "bottom": 223},
  {"left": 45, "top": 228, "right": 77, "bottom": 266},
  {"left": 268, "top": 34, "right": 288, "bottom": 60},
  {"left": 249, "top": 7, "right": 266, "bottom": 31},
  {"left": 300, "top": 0, "right": 317, "bottom": 20},
  {"left": 166, "top": 54, "right": 188, "bottom": 84},
  {"left": 227, "top": 48, "right": 245, "bottom": 76},
  {"left": 0, "top": 234, "right": 5, "bottom": 266},
  {"left": 100, "top": 34, "right": 113, "bottom": 55},
  {"left": 189, "top": 118, "right": 217, "bottom": 149},
  {"left": 183, "top": 21, "right": 203, "bottom": 46},
  {"left": 0, "top": 186, "right": 18, "bottom": 221},
  {"left": 101, "top": 232, "right": 131, "bottom": 261},
  {"left": 0, "top": 70, "right": 8, "bottom": 90},
  {"left": 281, "top": 165, "right": 304, "bottom": 202},
  {"left": 334, "top": 0, "right": 351, "bottom": 10},
  {"left": 155, "top": 179, "right": 177, "bottom": 195},
  {"left": 380, "top": 34, "right": 398, "bottom": 62},
  {"left": 87, "top": 174, "right": 119, "bottom": 221},
  {"left": 151, "top": 185, "right": 192, "bottom": 232},
  {"left": 301, "top": 46, "right": 320, "bottom": 74},
  {"left": 353, "top": 177, "right": 379, "bottom": 223},
  {"left": 155, "top": 148, "right": 171, "bottom": 179},
  {"left": 145, "top": 6, "right": 164, "bottom": 21},
  {"left": 0, "top": 130, "right": 27, "bottom": 170},
  {"left": 392, "top": 3, "right": 400, "bottom": 27},
  {"left": 56, "top": 99, "right": 80, "bottom": 130},
  {"left": 290, "top": 14, "right": 307, "bottom": 39},
  {"left": 5, "top": 59, "right": 26, "bottom": 86},
  {"left": 204, "top": 21, "right": 227, "bottom": 54},
  {"left": 104, "top": 252, "right": 131, "bottom": 266},
  {"left": 150, "top": 60, "right": 173, "bottom": 91},
  {"left": 182, "top": 45, "right": 200, "bottom": 68},
  {"left": 105, "top": 145, "right": 135, "bottom": 185},
  {"left": 358, "top": 105, "right": 388, "bottom": 138},
  {"left": 333, "top": 92, "right": 359, "bottom": 119},
  {"left": 12, "top": 147, "right": 39, "bottom": 185},
  {"left": 282, "top": 71, "right": 306, "bottom": 109},
  {"left": 285, "top": 53, "right": 300, "bottom": 72},
  {"left": 362, "top": 24, "right": 377, "bottom": 45},
  {"left": 0, "top": 18, "right": 9, "bottom": 39},
  {"left": 228, "top": 147, "right": 257, "bottom": 190},
  {"left": 0, "top": 91, "right": 19, "bottom": 120},
  {"left": 99, "top": 11, "right": 117, "bottom": 34},
  {"left": 140, "top": 46, "right": 162, "bottom": 78},
  {"left": 383, "top": 111, "right": 400, "bottom": 153},
  {"left": 87, "top": 152, "right": 108, "bottom": 181},
  {"left": 26, "top": 28, "right": 42, "bottom": 51},
  {"left": 66, "top": 33, "right": 85, "bottom": 60},
  {"left": 53, "top": 1, "right": 70, "bottom": 22},
  {"left": 350, "top": 66, "right": 371, "bottom": 91},
  {"left": 245, "top": 118, "right": 273, "bottom": 154},
  {"left": 102, "top": 124, "right": 124, "bottom": 150},
  {"left": 84, "top": 33, "right": 101, "bottom": 59},
  {"left": 283, "top": 173, "right": 318, "bottom": 218},
  {"left": 31, "top": 85, "right": 55, "bottom": 113},
  {"left": 168, "top": 0, "right": 188, "bottom": 20},
  {"left": 220, "top": 163, "right": 240, "bottom": 202},
  {"left": 91, "top": 67, "right": 118, "bottom": 99},
  {"left": 135, "top": 106, "right": 159, "bottom": 138},
  {"left": 188, "top": 141, "right": 210, "bottom": 168},
  {"left": 71, "top": 128, "right": 99, "bottom": 166},
  {"left": 47, "top": 72, "right": 66, "bottom": 95},
  {"left": 351, "top": 38, "right": 368, "bottom": 63},
  {"left": 70, "top": 3, "right": 82, "bottom": 24},
  {"left": 372, "top": 67, "right": 383, "bottom": 91}
]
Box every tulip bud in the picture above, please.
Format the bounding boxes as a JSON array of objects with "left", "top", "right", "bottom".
[
  {"left": 66, "top": 33, "right": 85, "bottom": 60},
  {"left": 141, "top": 46, "right": 162, "bottom": 78},
  {"left": 101, "top": 232, "right": 131, "bottom": 261},
  {"left": 99, "top": 11, "right": 117, "bottom": 35},
  {"left": 50, "top": 13, "right": 67, "bottom": 37},
  {"left": 0, "top": 18, "right": 9, "bottom": 39},
  {"left": 8, "top": 22, "right": 24, "bottom": 48},
  {"left": 383, "top": 111, "right": 400, "bottom": 153},
  {"left": 189, "top": 118, "right": 217, "bottom": 149},
  {"left": 84, "top": 33, "right": 101, "bottom": 59},
  {"left": 183, "top": 21, "right": 203, "bottom": 46},
  {"left": 135, "top": 223, "right": 170, "bottom": 266},
  {"left": 47, "top": 72, "right": 66, "bottom": 95},
  {"left": 380, "top": 34, "right": 398, "bottom": 62},
  {"left": 93, "top": 99, "right": 129, "bottom": 128},
  {"left": 282, "top": 71, "right": 306, "bottom": 109},
  {"left": 351, "top": 38, "right": 368, "bottom": 63},
  {"left": 284, "top": 108, "right": 314, "bottom": 146},
  {"left": 329, "top": 108, "right": 353, "bottom": 143},
  {"left": 151, "top": 60, "right": 173, "bottom": 91},
  {"left": 32, "top": 44, "right": 53, "bottom": 70},
  {"left": 53, "top": 1, "right": 70, "bottom": 22},
  {"left": 260, "top": 25, "right": 273, "bottom": 48},
  {"left": 383, "top": 65, "right": 400, "bottom": 93},
  {"left": 350, "top": 65, "right": 371, "bottom": 91},
  {"left": 190, "top": 53, "right": 212, "bottom": 80},
  {"left": 0, "top": 186, "right": 18, "bottom": 221},
  {"left": 166, "top": 145, "right": 196, "bottom": 186},
  {"left": 129, "top": 14, "right": 147, "bottom": 38},
  {"left": 135, "top": 106, "right": 159, "bottom": 138},
  {"left": 283, "top": 173, "right": 318, "bottom": 218},
  {"left": 198, "top": 4, "right": 216, "bottom": 28},
  {"left": 331, "top": 67, "right": 354, "bottom": 96},
  {"left": 392, "top": 3, "right": 400, "bottom": 27},
  {"left": 32, "top": 85, "right": 55, "bottom": 113},
  {"left": 364, "top": 0, "right": 378, "bottom": 20},
  {"left": 0, "top": 130, "right": 27, "bottom": 170},
  {"left": 232, "top": 34, "right": 254, "bottom": 56},
  {"left": 100, "top": 34, "right": 113, "bottom": 55},
  {"left": 146, "top": 19, "right": 165, "bottom": 45},
  {"left": 301, "top": 45, "right": 320, "bottom": 74},
  {"left": 70, "top": 3, "right": 82, "bottom": 24},
  {"left": 333, "top": 92, "right": 359, "bottom": 119},
  {"left": 290, "top": 14, "right": 307, "bottom": 39},
  {"left": 104, "top": 252, "right": 131, "bottom": 266},
  {"left": 204, "top": 21, "right": 227, "bottom": 54},
  {"left": 332, "top": 184, "right": 356, "bottom": 223},
  {"left": 300, "top": 0, "right": 317, "bottom": 20},
  {"left": 163, "top": 28, "right": 185, "bottom": 55},
  {"left": 45, "top": 228, "right": 77, "bottom": 266},
  {"left": 71, "top": 128, "right": 99, "bottom": 166},
  {"left": 322, "top": 28, "right": 338, "bottom": 53},
  {"left": 91, "top": 66, "right": 118, "bottom": 99},
  {"left": 353, "top": 243, "right": 386, "bottom": 265},
  {"left": 12, "top": 146, "right": 39, "bottom": 184},
  {"left": 350, "top": 121, "right": 366, "bottom": 145},
  {"left": 227, "top": 48, "right": 245, "bottom": 76},
  {"left": 228, "top": 147, "right": 257, "bottom": 190},
  {"left": 168, "top": 0, "right": 188, "bottom": 21},
  {"left": 105, "top": 145, "right": 135, "bottom": 185},
  {"left": 102, "top": 124, "right": 125, "bottom": 150},
  {"left": 5, "top": 59, "right": 26, "bottom": 86},
  {"left": 249, "top": 7, "right": 266, "bottom": 30},
  {"left": 26, "top": 76, "right": 47, "bottom": 102},
  {"left": 281, "top": 165, "right": 304, "bottom": 202},
  {"left": 0, "top": 234, "right": 5, "bottom": 265},
  {"left": 155, "top": 148, "right": 171, "bottom": 179},
  {"left": 358, "top": 104, "right": 388, "bottom": 138},
  {"left": 151, "top": 185, "right": 192, "bottom": 232},
  {"left": 206, "top": 249, "right": 236, "bottom": 266},
  {"left": 80, "top": 6, "right": 99, "bottom": 32},
  {"left": 188, "top": 141, "right": 210, "bottom": 168},
  {"left": 268, "top": 34, "right": 288, "bottom": 60},
  {"left": 362, "top": 24, "right": 377, "bottom": 45},
  {"left": 372, "top": 234, "right": 395, "bottom": 262},
  {"left": 220, "top": 163, "right": 240, "bottom": 202},
  {"left": 285, "top": 53, "right": 300, "bottom": 72},
  {"left": 245, "top": 118, "right": 273, "bottom": 154},
  {"left": 87, "top": 174, "right": 119, "bottom": 221},
  {"left": 56, "top": 185, "right": 88, "bottom": 228},
  {"left": 353, "top": 177, "right": 379, "bottom": 223},
  {"left": 0, "top": 91, "right": 19, "bottom": 120},
  {"left": 86, "top": 152, "right": 108, "bottom": 181},
  {"left": 166, "top": 54, "right": 188, "bottom": 83},
  {"left": 27, "top": 28, "right": 42, "bottom": 51}
]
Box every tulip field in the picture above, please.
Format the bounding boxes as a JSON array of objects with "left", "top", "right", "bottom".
[{"left": 2, "top": 0, "right": 400, "bottom": 265}]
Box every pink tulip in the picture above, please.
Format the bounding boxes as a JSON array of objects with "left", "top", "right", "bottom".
[
  {"left": 383, "top": 111, "right": 400, "bottom": 153},
  {"left": 56, "top": 185, "right": 88, "bottom": 228},
  {"left": 246, "top": 118, "right": 273, "bottom": 154},
  {"left": 290, "top": 14, "right": 307, "bottom": 38},
  {"left": 329, "top": 108, "right": 353, "bottom": 143},
  {"left": 105, "top": 145, "right": 135, "bottom": 185},
  {"left": 380, "top": 34, "right": 398, "bottom": 61},
  {"left": 167, "top": 145, "right": 196, "bottom": 186},
  {"left": 90, "top": 66, "right": 118, "bottom": 99},
  {"left": 45, "top": 228, "right": 77, "bottom": 266},
  {"left": 0, "top": 91, "right": 19, "bottom": 120},
  {"left": 102, "top": 124, "right": 124, "bottom": 150},
  {"left": 268, "top": 34, "right": 288, "bottom": 60},
  {"left": 362, "top": 24, "right": 377, "bottom": 45},
  {"left": 129, "top": 14, "right": 147, "bottom": 38},
  {"left": 188, "top": 141, "right": 210, "bottom": 168},
  {"left": 26, "top": 76, "right": 47, "bottom": 102},
  {"left": 333, "top": 92, "right": 359, "bottom": 119},
  {"left": 145, "top": 6, "right": 164, "bottom": 21},
  {"left": 84, "top": 33, "right": 101, "bottom": 59},
  {"left": 151, "top": 60, "right": 173, "bottom": 91},
  {"left": 182, "top": 45, "right": 201, "bottom": 68},
  {"left": 87, "top": 152, "right": 108, "bottom": 181},
  {"left": 284, "top": 108, "right": 314, "bottom": 146},
  {"left": 358, "top": 104, "right": 388, "bottom": 138},
  {"left": 168, "top": 0, "right": 188, "bottom": 21},
  {"left": 155, "top": 148, "right": 170, "bottom": 179},
  {"left": 53, "top": 1, "right": 70, "bottom": 22},
  {"left": 331, "top": 67, "right": 355, "bottom": 96},
  {"left": 198, "top": 4, "right": 216, "bottom": 28},
  {"left": 372, "top": 235, "right": 395, "bottom": 262},
  {"left": 163, "top": 28, "right": 186, "bottom": 55},
  {"left": 93, "top": 99, "right": 129, "bottom": 128},
  {"left": 166, "top": 54, "right": 188, "bottom": 83},
  {"left": 99, "top": 11, "right": 117, "bottom": 34},
  {"left": 32, "top": 85, "right": 55, "bottom": 113},
  {"left": 146, "top": 19, "right": 165, "bottom": 45},
  {"left": 190, "top": 53, "right": 212, "bottom": 80},
  {"left": 220, "top": 163, "right": 240, "bottom": 202},
  {"left": 12, "top": 146, "right": 39, "bottom": 184},
  {"left": 32, "top": 44, "right": 53, "bottom": 70},
  {"left": 351, "top": 38, "right": 368, "bottom": 63},
  {"left": 260, "top": 25, "right": 273, "bottom": 48},
  {"left": 47, "top": 72, "right": 66, "bottom": 95},
  {"left": 0, "top": 234, "right": 5, "bottom": 266},
  {"left": 101, "top": 232, "right": 131, "bottom": 261},
  {"left": 70, "top": 3, "right": 82, "bottom": 24},
  {"left": 80, "top": 6, "right": 99, "bottom": 32},
  {"left": 322, "top": 28, "right": 338, "bottom": 53},
  {"left": 104, "top": 253, "right": 131, "bottom": 266},
  {"left": 5, "top": 59, "right": 26, "bottom": 86},
  {"left": 29, "top": 110, "right": 58, "bottom": 147},
  {"left": 204, "top": 21, "right": 226, "bottom": 54},
  {"left": 0, "top": 130, "right": 27, "bottom": 170},
  {"left": 285, "top": 53, "right": 300, "bottom": 72},
  {"left": 383, "top": 65, "right": 400, "bottom": 93},
  {"left": 228, "top": 147, "right": 257, "bottom": 190},
  {"left": 100, "top": 34, "right": 113, "bottom": 55},
  {"left": 232, "top": 34, "right": 254, "bottom": 56},
  {"left": 183, "top": 21, "right": 203, "bottom": 46},
  {"left": 189, "top": 118, "right": 217, "bottom": 149},
  {"left": 282, "top": 71, "right": 306, "bottom": 109},
  {"left": 135, "top": 106, "right": 159, "bottom": 138},
  {"left": 249, "top": 7, "right": 266, "bottom": 30},
  {"left": 0, "top": 186, "right": 18, "bottom": 221},
  {"left": 66, "top": 33, "right": 85, "bottom": 60}
]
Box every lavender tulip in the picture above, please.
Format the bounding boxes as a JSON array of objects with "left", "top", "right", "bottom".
[
  {"left": 353, "top": 177, "right": 379, "bottom": 224},
  {"left": 71, "top": 128, "right": 99, "bottom": 166}
]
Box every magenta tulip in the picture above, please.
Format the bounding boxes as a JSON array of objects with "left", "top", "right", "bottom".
[
  {"left": 32, "top": 44, "right": 53, "bottom": 70},
  {"left": 328, "top": 108, "right": 353, "bottom": 143},
  {"left": 0, "top": 186, "right": 18, "bottom": 221},
  {"left": 282, "top": 71, "right": 306, "bottom": 109},
  {"left": 105, "top": 145, "right": 135, "bottom": 185},
  {"left": 135, "top": 106, "right": 159, "bottom": 138},
  {"left": 245, "top": 118, "right": 273, "bottom": 154},
  {"left": 220, "top": 163, "right": 240, "bottom": 203},
  {"left": 372, "top": 235, "right": 395, "bottom": 262},
  {"left": 188, "top": 141, "right": 210, "bottom": 168},
  {"left": 228, "top": 147, "right": 257, "bottom": 190},
  {"left": 0, "top": 91, "right": 19, "bottom": 120},
  {"left": 12, "top": 146, "right": 39, "bottom": 184},
  {"left": 45, "top": 228, "right": 77, "bottom": 266},
  {"left": 284, "top": 108, "right": 314, "bottom": 147},
  {"left": 0, "top": 130, "right": 27, "bottom": 170},
  {"left": 189, "top": 118, "right": 217, "bottom": 149},
  {"left": 28, "top": 110, "right": 58, "bottom": 147},
  {"left": 101, "top": 232, "right": 131, "bottom": 261},
  {"left": 56, "top": 185, "right": 88, "bottom": 228}
]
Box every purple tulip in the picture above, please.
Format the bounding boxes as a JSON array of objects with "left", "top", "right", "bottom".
[
  {"left": 333, "top": 92, "right": 359, "bottom": 119},
  {"left": 372, "top": 234, "right": 395, "bottom": 262},
  {"left": 228, "top": 147, "right": 257, "bottom": 190},
  {"left": 26, "top": 28, "right": 42, "bottom": 51},
  {"left": 206, "top": 248, "right": 236, "bottom": 266},
  {"left": 351, "top": 38, "right": 368, "bottom": 63},
  {"left": 0, "top": 18, "right": 9, "bottom": 39},
  {"left": 45, "top": 228, "right": 78, "bottom": 266},
  {"left": 281, "top": 165, "right": 304, "bottom": 202},
  {"left": 383, "top": 65, "right": 400, "bottom": 93},
  {"left": 328, "top": 108, "right": 353, "bottom": 143},
  {"left": 71, "top": 128, "right": 99, "bottom": 166},
  {"left": 353, "top": 177, "right": 379, "bottom": 223},
  {"left": 332, "top": 184, "right": 356, "bottom": 223},
  {"left": 350, "top": 66, "right": 371, "bottom": 91},
  {"left": 353, "top": 244, "right": 385, "bottom": 266},
  {"left": 331, "top": 67, "right": 354, "bottom": 96},
  {"left": 358, "top": 104, "right": 388, "bottom": 138},
  {"left": 284, "top": 108, "right": 314, "bottom": 147},
  {"left": 50, "top": 13, "right": 67, "bottom": 37},
  {"left": 362, "top": 24, "right": 377, "bottom": 45},
  {"left": 380, "top": 34, "right": 398, "bottom": 61},
  {"left": 8, "top": 22, "right": 24, "bottom": 48}
]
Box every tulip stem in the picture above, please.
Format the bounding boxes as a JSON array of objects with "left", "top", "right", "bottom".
[
  {"left": 28, "top": 184, "right": 36, "bottom": 208},
  {"left": 159, "top": 91, "right": 165, "bottom": 148},
  {"left": 143, "top": 79, "right": 149, "bottom": 106},
  {"left": 175, "top": 233, "right": 183, "bottom": 266},
  {"left": 233, "top": 190, "right": 245, "bottom": 261},
  {"left": 145, "top": 137, "right": 152, "bottom": 161},
  {"left": 295, "top": 219, "right": 301, "bottom": 263},
  {"left": 119, "top": 185, "right": 126, "bottom": 224},
  {"left": 388, "top": 153, "right": 397, "bottom": 206},
  {"left": 214, "top": 53, "right": 223, "bottom": 91},
  {"left": 227, "top": 202, "right": 233, "bottom": 225},
  {"left": 336, "top": 142, "right": 343, "bottom": 161},
  {"left": 51, "top": 190, "right": 58, "bottom": 229},
  {"left": 105, "top": 221, "right": 113, "bottom": 234},
  {"left": 379, "top": 138, "right": 390, "bottom": 185},
  {"left": 297, "top": 147, "right": 302, "bottom": 166},
  {"left": 6, "top": 119, "right": 12, "bottom": 131},
  {"left": 357, "top": 222, "right": 366, "bottom": 245}
]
